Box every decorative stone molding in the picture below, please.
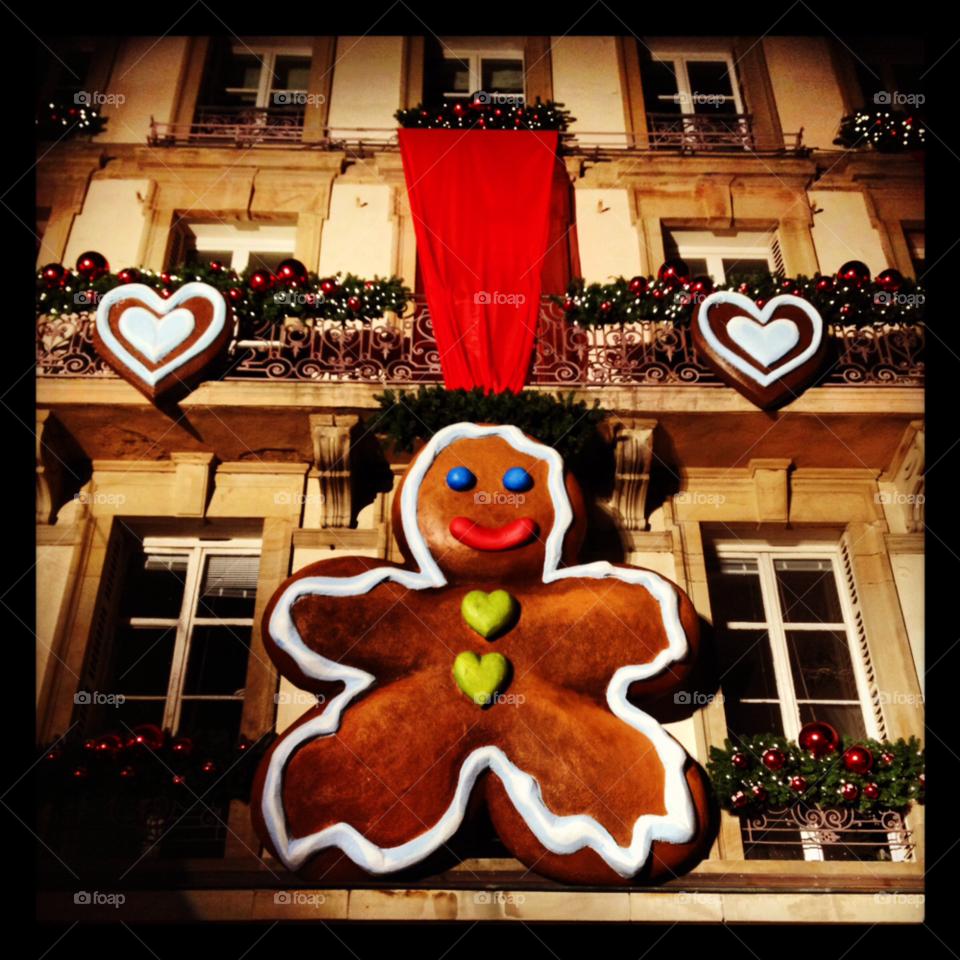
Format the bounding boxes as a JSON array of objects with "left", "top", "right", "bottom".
[
  {"left": 748, "top": 458, "right": 792, "bottom": 524},
  {"left": 310, "top": 414, "right": 359, "bottom": 528},
  {"left": 170, "top": 451, "right": 216, "bottom": 517},
  {"left": 608, "top": 418, "right": 657, "bottom": 531},
  {"left": 879, "top": 421, "right": 924, "bottom": 533}
]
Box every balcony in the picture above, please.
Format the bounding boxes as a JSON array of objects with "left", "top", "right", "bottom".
[
  {"left": 150, "top": 105, "right": 307, "bottom": 147},
  {"left": 37, "top": 298, "right": 924, "bottom": 388},
  {"left": 645, "top": 112, "right": 758, "bottom": 152}
]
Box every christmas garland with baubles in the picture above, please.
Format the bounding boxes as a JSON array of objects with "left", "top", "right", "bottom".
[
  {"left": 557, "top": 260, "right": 924, "bottom": 327},
  {"left": 37, "top": 725, "right": 276, "bottom": 805},
  {"left": 36, "top": 100, "right": 106, "bottom": 141},
  {"left": 37, "top": 253, "right": 413, "bottom": 331},
  {"left": 834, "top": 108, "right": 925, "bottom": 152},
  {"left": 396, "top": 94, "right": 573, "bottom": 131},
  {"left": 707, "top": 721, "right": 924, "bottom": 815}
]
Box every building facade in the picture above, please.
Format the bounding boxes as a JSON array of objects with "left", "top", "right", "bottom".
[{"left": 36, "top": 34, "right": 924, "bottom": 922}]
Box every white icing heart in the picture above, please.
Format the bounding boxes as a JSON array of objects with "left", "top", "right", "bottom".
[
  {"left": 697, "top": 292, "right": 823, "bottom": 388},
  {"left": 95, "top": 283, "right": 227, "bottom": 388},
  {"left": 118, "top": 307, "right": 195, "bottom": 363},
  {"left": 726, "top": 315, "right": 799, "bottom": 368}
]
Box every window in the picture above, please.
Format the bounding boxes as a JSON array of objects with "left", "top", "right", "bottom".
[
  {"left": 88, "top": 537, "right": 260, "bottom": 742},
  {"left": 706, "top": 542, "right": 909, "bottom": 863},
  {"left": 423, "top": 43, "right": 524, "bottom": 104},
  {"left": 662, "top": 228, "right": 779, "bottom": 282},
  {"left": 213, "top": 46, "right": 311, "bottom": 109},
  {"left": 903, "top": 227, "right": 925, "bottom": 275},
  {"left": 641, "top": 53, "right": 744, "bottom": 116},
  {"left": 170, "top": 219, "right": 297, "bottom": 273},
  {"left": 36, "top": 44, "right": 94, "bottom": 107}
]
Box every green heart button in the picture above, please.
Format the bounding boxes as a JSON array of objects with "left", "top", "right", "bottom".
[
  {"left": 461, "top": 589, "right": 519, "bottom": 640},
  {"left": 452, "top": 651, "right": 509, "bottom": 707}
]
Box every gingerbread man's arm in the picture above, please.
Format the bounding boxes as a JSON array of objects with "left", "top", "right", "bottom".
[
  {"left": 525, "top": 563, "right": 700, "bottom": 701},
  {"left": 261, "top": 555, "right": 439, "bottom": 693}
]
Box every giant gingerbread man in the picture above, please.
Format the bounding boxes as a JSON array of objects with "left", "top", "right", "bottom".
[{"left": 251, "top": 422, "right": 713, "bottom": 884}]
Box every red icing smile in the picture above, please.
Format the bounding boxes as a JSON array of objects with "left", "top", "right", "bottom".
[{"left": 449, "top": 516, "right": 539, "bottom": 551}]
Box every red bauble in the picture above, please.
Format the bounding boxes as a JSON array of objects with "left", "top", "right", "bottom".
[
  {"left": 628, "top": 276, "right": 648, "bottom": 295},
  {"left": 83, "top": 739, "right": 98, "bottom": 750},
  {"left": 842, "top": 746, "right": 873, "bottom": 775},
  {"left": 347, "top": 296, "right": 362, "bottom": 311},
  {"left": 276, "top": 258, "right": 308, "bottom": 286},
  {"left": 320, "top": 278, "right": 339, "bottom": 295},
  {"left": 562, "top": 297, "right": 576, "bottom": 311},
  {"left": 789, "top": 775, "right": 807, "bottom": 792},
  {"left": 815, "top": 276, "right": 835, "bottom": 293},
  {"left": 227, "top": 287, "right": 244, "bottom": 302},
  {"left": 40, "top": 263, "right": 68, "bottom": 289},
  {"left": 762, "top": 748, "right": 785, "bottom": 771},
  {"left": 755, "top": 298, "right": 767, "bottom": 309},
  {"left": 738, "top": 282, "right": 750, "bottom": 294},
  {"left": 76, "top": 251, "right": 109, "bottom": 280},
  {"left": 689, "top": 276, "right": 713, "bottom": 299},
  {"left": 798, "top": 721, "right": 838, "bottom": 758},
  {"left": 731, "top": 752, "right": 749, "bottom": 770},
  {"left": 863, "top": 782, "right": 880, "bottom": 799},
  {"left": 651, "top": 287, "right": 667, "bottom": 300},
  {"left": 172, "top": 775, "right": 187, "bottom": 786},
  {"left": 249, "top": 270, "right": 275, "bottom": 293},
  {"left": 840, "top": 782, "right": 859, "bottom": 801},
  {"left": 44, "top": 746, "right": 63, "bottom": 761},
  {"left": 599, "top": 300, "right": 612, "bottom": 313},
  {"left": 73, "top": 765, "right": 89, "bottom": 778},
  {"left": 208, "top": 260, "right": 223, "bottom": 272},
  {"left": 171, "top": 736, "right": 194, "bottom": 756},
  {"left": 657, "top": 258, "right": 691, "bottom": 288},
  {"left": 364, "top": 280, "right": 376, "bottom": 289},
  {"left": 236, "top": 735, "right": 253, "bottom": 751},
  {"left": 159, "top": 287, "right": 173, "bottom": 299},
  {"left": 837, "top": 260, "right": 871, "bottom": 287},
  {"left": 780, "top": 278, "right": 797, "bottom": 292},
  {"left": 201, "top": 760, "right": 217, "bottom": 774},
  {"left": 95, "top": 734, "right": 124, "bottom": 757},
  {"left": 731, "top": 790, "right": 748, "bottom": 807},
  {"left": 751, "top": 784, "right": 767, "bottom": 801},
  {"left": 881, "top": 751, "right": 895, "bottom": 764},
  {"left": 875, "top": 268, "right": 904, "bottom": 292},
  {"left": 117, "top": 267, "right": 139, "bottom": 284},
  {"left": 160, "top": 271, "right": 172, "bottom": 284},
  {"left": 119, "top": 765, "right": 136, "bottom": 779},
  {"left": 919, "top": 772, "right": 925, "bottom": 788},
  {"left": 126, "top": 724, "right": 164, "bottom": 751},
  {"left": 839, "top": 303, "right": 853, "bottom": 318}
]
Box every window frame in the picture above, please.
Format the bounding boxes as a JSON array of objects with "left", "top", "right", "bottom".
[
  {"left": 118, "top": 536, "right": 261, "bottom": 736},
  {"left": 176, "top": 220, "right": 298, "bottom": 273},
  {"left": 647, "top": 52, "right": 745, "bottom": 115},
  {"left": 434, "top": 48, "right": 525, "bottom": 102},
  {"left": 663, "top": 228, "right": 779, "bottom": 282},
  {"left": 223, "top": 44, "right": 312, "bottom": 109}
]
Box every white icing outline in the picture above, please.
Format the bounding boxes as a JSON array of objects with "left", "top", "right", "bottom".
[
  {"left": 698, "top": 291, "right": 823, "bottom": 387},
  {"left": 95, "top": 283, "right": 227, "bottom": 387},
  {"left": 261, "top": 423, "right": 697, "bottom": 878}
]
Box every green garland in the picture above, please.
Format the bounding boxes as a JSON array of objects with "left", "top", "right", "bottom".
[
  {"left": 708, "top": 733, "right": 924, "bottom": 815},
  {"left": 396, "top": 95, "right": 573, "bottom": 131},
  {"left": 834, "top": 109, "right": 925, "bottom": 152},
  {"left": 36, "top": 262, "right": 412, "bottom": 331},
  {"left": 38, "top": 729, "right": 276, "bottom": 806},
  {"left": 368, "top": 386, "right": 606, "bottom": 458},
  {"left": 557, "top": 272, "right": 925, "bottom": 327}
]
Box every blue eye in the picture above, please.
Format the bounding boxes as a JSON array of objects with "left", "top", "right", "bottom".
[
  {"left": 446, "top": 466, "right": 476, "bottom": 491},
  {"left": 502, "top": 467, "right": 533, "bottom": 492}
]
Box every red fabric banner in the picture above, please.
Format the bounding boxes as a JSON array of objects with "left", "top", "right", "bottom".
[{"left": 398, "top": 129, "right": 558, "bottom": 392}]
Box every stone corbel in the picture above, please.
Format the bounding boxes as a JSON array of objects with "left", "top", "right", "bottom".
[
  {"left": 609, "top": 419, "right": 657, "bottom": 531},
  {"left": 748, "top": 459, "right": 792, "bottom": 524},
  {"left": 36, "top": 411, "right": 85, "bottom": 525},
  {"left": 880, "top": 421, "right": 924, "bottom": 533},
  {"left": 170, "top": 452, "right": 216, "bottom": 517},
  {"left": 310, "top": 414, "right": 360, "bottom": 528}
]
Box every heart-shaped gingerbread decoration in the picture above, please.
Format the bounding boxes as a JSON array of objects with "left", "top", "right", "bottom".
[
  {"left": 452, "top": 651, "right": 509, "bottom": 707},
  {"left": 93, "top": 282, "right": 230, "bottom": 401},
  {"left": 692, "top": 292, "right": 830, "bottom": 410},
  {"left": 461, "top": 589, "right": 518, "bottom": 639}
]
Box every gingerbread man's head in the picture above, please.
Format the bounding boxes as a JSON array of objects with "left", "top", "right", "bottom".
[{"left": 392, "top": 424, "right": 586, "bottom": 582}]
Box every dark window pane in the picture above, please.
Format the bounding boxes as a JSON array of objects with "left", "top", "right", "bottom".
[
  {"left": 721, "top": 258, "right": 771, "bottom": 279},
  {"left": 683, "top": 258, "right": 709, "bottom": 278},
  {"left": 822, "top": 828, "right": 896, "bottom": 862},
  {"left": 905, "top": 230, "right": 924, "bottom": 274},
  {"left": 110, "top": 625, "right": 176, "bottom": 696},
  {"left": 482, "top": 59, "right": 523, "bottom": 94},
  {"left": 798, "top": 703, "right": 867, "bottom": 740},
  {"left": 118, "top": 554, "right": 187, "bottom": 619},
  {"left": 198, "top": 592, "right": 256, "bottom": 619},
  {"left": 272, "top": 56, "right": 311, "bottom": 91},
  {"left": 855, "top": 62, "right": 885, "bottom": 105},
  {"left": 892, "top": 64, "right": 924, "bottom": 102},
  {"left": 184, "top": 625, "right": 251, "bottom": 696},
  {"left": 224, "top": 54, "right": 261, "bottom": 91},
  {"left": 724, "top": 701, "right": 784, "bottom": 740},
  {"left": 787, "top": 630, "right": 858, "bottom": 701},
  {"left": 177, "top": 699, "right": 243, "bottom": 740},
  {"left": 85, "top": 696, "right": 165, "bottom": 737},
  {"left": 774, "top": 560, "right": 843, "bottom": 623},
  {"left": 424, "top": 56, "right": 471, "bottom": 99},
  {"left": 686, "top": 61, "right": 735, "bottom": 114},
  {"left": 248, "top": 251, "right": 293, "bottom": 272},
  {"left": 640, "top": 55, "right": 680, "bottom": 113},
  {"left": 714, "top": 628, "right": 779, "bottom": 701},
  {"left": 707, "top": 559, "right": 766, "bottom": 625}
]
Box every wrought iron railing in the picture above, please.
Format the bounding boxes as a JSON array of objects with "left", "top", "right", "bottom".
[
  {"left": 149, "top": 105, "right": 307, "bottom": 147},
  {"left": 646, "top": 112, "right": 756, "bottom": 151},
  {"left": 36, "top": 299, "right": 924, "bottom": 387},
  {"left": 740, "top": 804, "right": 915, "bottom": 862}
]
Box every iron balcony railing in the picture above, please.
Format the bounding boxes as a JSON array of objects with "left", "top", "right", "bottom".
[{"left": 37, "top": 298, "right": 924, "bottom": 388}]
